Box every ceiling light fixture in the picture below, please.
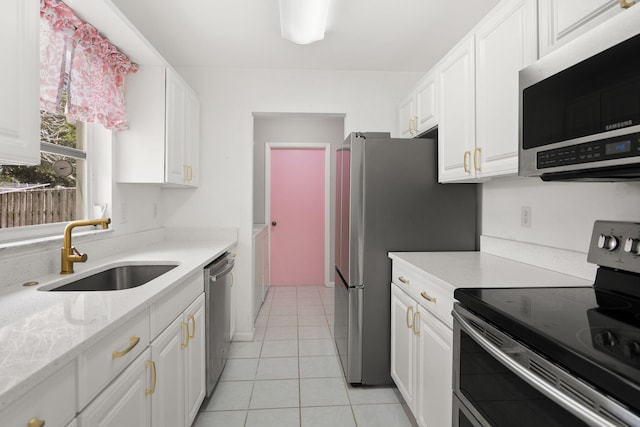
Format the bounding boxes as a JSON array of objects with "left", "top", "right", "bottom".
[{"left": 279, "top": 0, "right": 330, "bottom": 45}]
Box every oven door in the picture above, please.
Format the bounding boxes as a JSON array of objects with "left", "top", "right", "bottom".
[{"left": 452, "top": 304, "right": 638, "bottom": 427}]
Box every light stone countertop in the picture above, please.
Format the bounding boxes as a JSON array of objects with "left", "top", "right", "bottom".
[
  {"left": 0, "top": 233, "right": 236, "bottom": 412},
  {"left": 388, "top": 251, "right": 592, "bottom": 291}
]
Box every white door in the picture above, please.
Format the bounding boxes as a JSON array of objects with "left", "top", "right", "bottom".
[
  {"left": 398, "top": 92, "right": 416, "bottom": 138},
  {"left": 184, "top": 295, "right": 206, "bottom": 425},
  {"left": 0, "top": 0, "right": 39, "bottom": 165},
  {"left": 415, "top": 310, "right": 453, "bottom": 427},
  {"left": 390, "top": 285, "right": 417, "bottom": 411},
  {"left": 438, "top": 35, "right": 476, "bottom": 182},
  {"left": 150, "top": 317, "right": 185, "bottom": 427},
  {"left": 475, "top": 0, "right": 537, "bottom": 178},
  {"left": 415, "top": 71, "right": 438, "bottom": 134},
  {"left": 78, "top": 350, "right": 152, "bottom": 427},
  {"left": 165, "top": 68, "right": 187, "bottom": 184}
]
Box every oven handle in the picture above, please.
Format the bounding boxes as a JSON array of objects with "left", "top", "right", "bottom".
[{"left": 452, "top": 310, "right": 619, "bottom": 427}]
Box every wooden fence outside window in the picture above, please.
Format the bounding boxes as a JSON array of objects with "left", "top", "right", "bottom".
[{"left": 0, "top": 188, "right": 76, "bottom": 228}]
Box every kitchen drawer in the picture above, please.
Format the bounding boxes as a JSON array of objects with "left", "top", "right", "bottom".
[
  {"left": 392, "top": 260, "right": 455, "bottom": 328},
  {"left": 0, "top": 361, "right": 76, "bottom": 427},
  {"left": 77, "top": 308, "right": 150, "bottom": 410},
  {"left": 150, "top": 271, "right": 202, "bottom": 339}
]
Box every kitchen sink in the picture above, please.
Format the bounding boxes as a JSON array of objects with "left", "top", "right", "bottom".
[{"left": 42, "top": 264, "right": 178, "bottom": 292}]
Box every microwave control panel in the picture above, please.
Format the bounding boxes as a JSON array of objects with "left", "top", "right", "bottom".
[{"left": 537, "top": 133, "right": 640, "bottom": 169}]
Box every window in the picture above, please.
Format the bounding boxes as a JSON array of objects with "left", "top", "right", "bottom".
[{"left": 0, "top": 105, "right": 91, "bottom": 230}]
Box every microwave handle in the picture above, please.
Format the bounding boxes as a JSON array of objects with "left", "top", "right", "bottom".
[{"left": 452, "top": 310, "right": 619, "bottom": 427}]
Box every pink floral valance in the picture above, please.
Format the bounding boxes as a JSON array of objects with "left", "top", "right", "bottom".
[{"left": 39, "top": 0, "right": 138, "bottom": 131}]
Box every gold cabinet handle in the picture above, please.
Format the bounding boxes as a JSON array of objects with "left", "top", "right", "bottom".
[
  {"left": 230, "top": 272, "right": 235, "bottom": 287},
  {"left": 413, "top": 311, "right": 421, "bottom": 336},
  {"left": 145, "top": 360, "right": 156, "bottom": 395},
  {"left": 406, "top": 305, "right": 414, "bottom": 329},
  {"left": 473, "top": 147, "right": 482, "bottom": 171},
  {"left": 463, "top": 151, "right": 471, "bottom": 173},
  {"left": 420, "top": 291, "right": 437, "bottom": 303},
  {"left": 621, "top": 0, "right": 635, "bottom": 8},
  {"left": 112, "top": 336, "right": 140, "bottom": 359},
  {"left": 408, "top": 118, "right": 415, "bottom": 135},
  {"left": 28, "top": 419, "right": 45, "bottom": 427},
  {"left": 398, "top": 276, "right": 410, "bottom": 285},
  {"left": 181, "top": 322, "right": 189, "bottom": 348},
  {"left": 188, "top": 165, "right": 193, "bottom": 181},
  {"left": 187, "top": 315, "right": 196, "bottom": 339}
]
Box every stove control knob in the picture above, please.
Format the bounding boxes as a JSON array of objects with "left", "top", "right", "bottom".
[
  {"left": 623, "top": 237, "right": 640, "bottom": 255},
  {"left": 597, "top": 234, "right": 618, "bottom": 251},
  {"left": 595, "top": 330, "right": 617, "bottom": 347},
  {"left": 623, "top": 341, "right": 640, "bottom": 359}
]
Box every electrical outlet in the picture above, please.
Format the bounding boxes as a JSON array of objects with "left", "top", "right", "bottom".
[
  {"left": 521, "top": 206, "right": 532, "bottom": 228},
  {"left": 120, "top": 202, "right": 128, "bottom": 224}
]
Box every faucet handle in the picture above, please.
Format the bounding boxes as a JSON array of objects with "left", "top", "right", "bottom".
[{"left": 72, "top": 247, "right": 88, "bottom": 262}]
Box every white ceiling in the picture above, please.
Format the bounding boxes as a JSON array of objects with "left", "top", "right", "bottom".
[{"left": 110, "top": 0, "right": 501, "bottom": 72}]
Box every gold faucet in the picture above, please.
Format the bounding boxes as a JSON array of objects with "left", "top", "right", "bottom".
[{"left": 61, "top": 218, "right": 111, "bottom": 274}]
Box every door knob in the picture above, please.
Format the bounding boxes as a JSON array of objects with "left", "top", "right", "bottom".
[{"left": 271, "top": 221, "right": 277, "bottom": 227}]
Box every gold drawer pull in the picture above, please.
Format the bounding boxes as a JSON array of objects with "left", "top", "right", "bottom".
[
  {"left": 398, "top": 276, "right": 410, "bottom": 285},
  {"left": 188, "top": 315, "right": 196, "bottom": 339},
  {"left": 421, "top": 291, "right": 437, "bottom": 303},
  {"left": 145, "top": 360, "right": 156, "bottom": 395},
  {"left": 406, "top": 306, "right": 414, "bottom": 329},
  {"left": 473, "top": 147, "right": 482, "bottom": 171},
  {"left": 620, "top": 0, "right": 635, "bottom": 8},
  {"left": 28, "top": 419, "right": 45, "bottom": 427},
  {"left": 112, "top": 336, "right": 140, "bottom": 359},
  {"left": 463, "top": 151, "right": 471, "bottom": 173},
  {"left": 181, "top": 322, "right": 190, "bottom": 349},
  {"left": 413, "top": 311, "right": 421, "bottom": 336}
]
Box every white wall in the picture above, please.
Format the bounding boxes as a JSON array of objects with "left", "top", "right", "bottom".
[
  {"left": 162, "top": 67, "right": 421, "bottom": 339},
  {"left": 481, "top": 176, "right": 640, "bottom": 277}
]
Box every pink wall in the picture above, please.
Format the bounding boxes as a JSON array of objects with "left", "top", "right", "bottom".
[{"left": 270, "top": 148, "right": 325, "bottom": 286}]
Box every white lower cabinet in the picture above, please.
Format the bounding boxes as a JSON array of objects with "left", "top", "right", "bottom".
[
  {"left": 183, "top": 294, "right": 206, "bottom": 426},
  {"left": 77, "top": 292, "right": 206, "bottom": 427},
  {"left": 78, "top": 348, "right": 153, "bottom": 427},
  {"left": 150, "top": 293, "right": 206, "bottom": 427},
  {"left": 415, "top": 307, "right": 453, "bottom": 427},
  {"left": 390, "top": 282, "right": 453, "bottom": 427},
  {"left": 150, "top": 317, "right": 185, "bottom": 427},
  {"left": 0, "top": 362, "right": 76, "bottom": 427}
]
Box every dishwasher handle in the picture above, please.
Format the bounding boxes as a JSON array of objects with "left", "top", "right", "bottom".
[{"left": 208, "top": 259, "right": 234, "bottom": 282}]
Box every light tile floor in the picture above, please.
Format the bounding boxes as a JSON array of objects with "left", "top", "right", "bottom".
[{"left": 194, "top": 285, "right": 416, "bottom": 427}]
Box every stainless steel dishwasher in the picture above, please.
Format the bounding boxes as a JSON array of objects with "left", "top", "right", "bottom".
[{"left": 204, "top": 252, "right": 234, "bottom": 397}]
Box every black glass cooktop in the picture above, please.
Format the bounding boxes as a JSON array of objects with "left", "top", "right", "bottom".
[{"left": 454, "top": 286, "right": 640, "bottom": 413}]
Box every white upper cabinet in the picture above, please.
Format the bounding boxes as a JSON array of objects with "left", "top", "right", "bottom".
[
  {"left": 437, "top": 34, "right": 476, "bottom": 182},
  {"left": 538, "top": 0, "right": 628, "bottom": 57},
  {"left": 116, "top": 67, "right": 200, "bottom": 187},
  {"left": 475, "top": 0, "right": 537, "bottom": 178},
  {"left": 0, "top": 0, "right": 39, "bottom": 165},
  {"left": 398, "top": 92, "right": 416, "bottom": 138},
  {"left": 438, "top": 0, "right": 537, "bottom": 183},
  {"left": 398, "top": 69, "right": 438, "bottom": 138}
]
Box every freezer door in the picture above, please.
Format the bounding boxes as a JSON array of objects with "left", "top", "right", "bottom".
[{"left": 334, "top": 271, "right": 363, "bottom": 384}]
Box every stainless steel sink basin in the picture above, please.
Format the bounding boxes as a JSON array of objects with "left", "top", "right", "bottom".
[{"left": 44, "top": 264, "right": 178, "bottom": 291}]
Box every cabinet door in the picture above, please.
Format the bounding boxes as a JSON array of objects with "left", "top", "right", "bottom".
[
  {"left": 150, "top": 317, "right": 185, "bottom": 427},
  {"left": 184, "top": 294, "right": 206, "bottom": 426},
  {"left": 79, "top": 349, "right": 152, "bottom": 427},
  {"left": 539, "top": 0, "right": 623, "bottom": 57},
  {"left": 390, "top": 285, "right": 417, "bottom": 411},
  {"left": 415, "top": 71, "right": 438, "bottom": 134},
  {"left": 165, "top": 68, "right": 187, "bottom": 185},
  {"left": 0, "top": 0, "right": 39, "bottom": 165},
  {"left": 438, "top": 35, "right": 476, "bottom": 183},
  {"left": 415, "top": 310, "right": 453, "bottom": 427},
  {"left": 184, "top": 88, "right": 200, "bottom": 187},
  {"left": 475, "top": 0, "right": 537, "bottom": 178},
  {"left": 398, "top": 92, "right": 416, "bottom": 138}
]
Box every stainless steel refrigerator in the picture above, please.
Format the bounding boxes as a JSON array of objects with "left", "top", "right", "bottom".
[{"left": 334, "top": 132, "right": 477, "bottom": 385}]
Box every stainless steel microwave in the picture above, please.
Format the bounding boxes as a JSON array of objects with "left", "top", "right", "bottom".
[{"left": 519, "top": 6, "right": 640, "bottom": 181}]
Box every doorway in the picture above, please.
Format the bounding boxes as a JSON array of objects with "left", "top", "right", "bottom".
[{"left": 266, "top": 143, "right": 330, "bottom": 286}]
